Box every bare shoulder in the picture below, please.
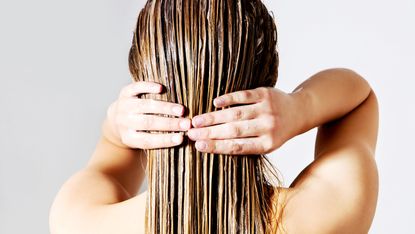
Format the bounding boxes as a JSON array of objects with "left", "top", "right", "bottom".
[
  {"left": 279, "top": 149, "right": 378, "bottom": 234},
  {"left": 49, "top": 170, "right": 147, "bottom": 234},
  {"left": 274, "top": 91, "right": 379, "bottom": 233}
]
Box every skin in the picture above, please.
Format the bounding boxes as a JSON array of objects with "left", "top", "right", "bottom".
[{"left": 49, "top": 68, "right": 379, "bottom": 234}]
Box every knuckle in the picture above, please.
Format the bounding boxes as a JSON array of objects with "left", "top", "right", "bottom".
[
  {"left": 255, "top": 86, "right": 267, "bottom": 95},
  {"left": 137, "top": 115, "right": 152, "bottom": 128},
  {"left": 204, "top": 113, "right": 215, "bottom": 125},
  {"left": 262, "top": 146, "right": 272, "bottom": 154},
  {"left": 246, "top": 141, "right": 259, "bottom": 154},
  {"left": 244, "top": 90, "right": 254, "bottom": 99},
  {"left": 256, "top": 143, "right": 267, "bottom": 154},
  {"left": 263, "top": 137, "right": 275, "bottom": 153},
  {"left": 251, "top": 89, "right": 262, "bottom": 100},
  {"left": 238, "top": 90, "right": 251, "bottom": 101},
  {"left": 207, "top": 141, "right": 215, "bottom": 152},
  {"left": 229, "top": 125, "right": 242, "bottom": 137},
  {"left": 238, "top": 91, "right": 249, "bottom": 101},
  {"left": 203, "top": 128, "right": 212, "bottom": 138},
  {"left": 261, "top": 100, "right": 274, "bottom": 114},
  {"left": 232, "top": 108, "right": 243, "bottom": 120},
  {"left": 144, "top": 116, "right": 153, "bottom": 128},
  {"left": 259, "top": 87, "right": 271, "bottom": 100},
  {"left": 230, "top": 141, "right": 243, "bottom": 154},
  {"left": 225, "top": 94, "right": 234, "bottom": 104}
]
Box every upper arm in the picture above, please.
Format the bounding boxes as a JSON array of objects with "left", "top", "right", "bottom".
[
  {"left": 49, "top": 170, "right": 146, "bottom": 234},
  {"left": 314, "top": 89, "right": 379, "bottom": 159},
  {"left": 283, "top": 90, "right": 379, "bottom": 233}
]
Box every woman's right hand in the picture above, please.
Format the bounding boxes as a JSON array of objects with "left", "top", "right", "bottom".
[{"left": 105, "top": 81, "right": 191, "bottom": 149}]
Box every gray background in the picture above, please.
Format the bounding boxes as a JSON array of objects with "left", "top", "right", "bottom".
[{"left": 0, "top": 0, "right": 414, "bottom": 233}]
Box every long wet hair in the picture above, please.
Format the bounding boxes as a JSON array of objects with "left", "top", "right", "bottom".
[{"left": 128, "top": 0, "right": 282, "bottom": 233}]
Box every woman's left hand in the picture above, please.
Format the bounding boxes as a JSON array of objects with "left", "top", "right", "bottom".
[{"left": 187, "top": 87, "right": 304, "bottom": 155}]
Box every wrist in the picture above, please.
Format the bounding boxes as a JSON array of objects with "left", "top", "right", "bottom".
[
  {"left": 102, "top": 117, "right": 130, "bottom": 149},
  {"left": 289, "top": 87, "right": 315, "bottom": 136}
]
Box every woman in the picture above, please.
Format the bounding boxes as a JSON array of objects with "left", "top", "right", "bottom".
[{"left": 49, "top": 0, "right": 379, "bottom": 233}]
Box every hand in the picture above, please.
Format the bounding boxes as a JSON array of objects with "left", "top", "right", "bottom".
[
  {"left": 187, "top": 87, "right": 302, "bottom": 155},
  {"left": 106, "top": 81, "right": 191, "bottom": 149}
]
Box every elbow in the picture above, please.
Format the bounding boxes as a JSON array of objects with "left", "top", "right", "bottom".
[{"left": 323, "top": 67, "right": 373, "bottom": 100}]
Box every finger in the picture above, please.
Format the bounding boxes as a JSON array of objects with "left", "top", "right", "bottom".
[
  {"left": 123, "top": 98, "right": 185, "bottom": 117},
  {"left": 188, "top": 119, "right": 265, "bottom": 140},
  {"left": 121, "top": 130, "right": 184, "bottom": 149},
  {"left": 123, "top": 114, "right": 191, "bottom": 131},
  {"left": 192, "top": 104, "right": 259, "bottom": 128},
  {"left": 213, "top": 88, "right": 265, "bottom": 108},
  {"left": 194, "top": 138, "right": 266, "bottom": 155},
  {"left": 119, "top": 81, "right": 163, "bottom": 98}
]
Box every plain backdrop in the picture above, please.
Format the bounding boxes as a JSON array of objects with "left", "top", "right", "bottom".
[{"left": 1, "top": 0, "right": 414, "bottom": 233}]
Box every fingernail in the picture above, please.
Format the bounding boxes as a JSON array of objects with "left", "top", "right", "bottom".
[
  {"left": 214, "top": 98, "right": 224, "bottom": 107},
  {"left": 193, "top": 116, "right": 204, "bottom": 127},
  {"left": 180, "top": 119, "right": 190, "bottom": 130},
  {"left": 172, "top": 134, "right": 183, "bottom": 144},
  {"left": 195, "top": 141, "right": 207, "bottom": 151},
  {"left": 173, "top": 106, "right": 184, "bottom": 116}
]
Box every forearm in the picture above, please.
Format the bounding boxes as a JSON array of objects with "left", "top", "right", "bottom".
[
  {"left": 50, "top": 121, "right": 146, "bottom": 233},
  {"left": 86, "top": 118, "right": 147, "bottom": 196},
  {"left": 291, "top": 68, "right": 371, "bottom": 135}
]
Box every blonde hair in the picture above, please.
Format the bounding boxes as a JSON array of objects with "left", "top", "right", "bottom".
[{"left": 128, "top": 0, "right": 282, "bottom": 232}]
